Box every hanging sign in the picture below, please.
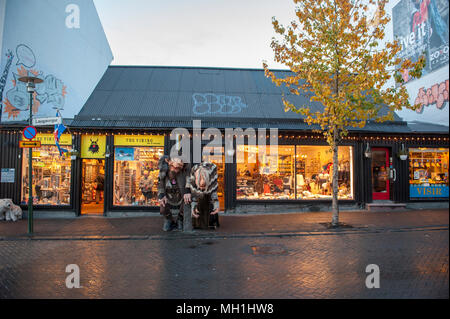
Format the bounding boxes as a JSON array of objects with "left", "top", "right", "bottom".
[
  {"left": 114, "top": 134, "right": 164, "bottom": 147},
  {"left": 32, "top": 117, "right": 62, "bottom": 126},
  {"left": 81, "top": 134, "right": 106, "bottom": 158}
]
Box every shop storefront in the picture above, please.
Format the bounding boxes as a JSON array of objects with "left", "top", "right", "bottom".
[
  {"left": 112, "top": 134, "right": 165, "bottom": 207},
  {"left": 409, "top": 148, "right": 449, "bottom": 199},
  {"left": 236, "top": 145, "right": 353, "bottom": 201},
  {"left": 21, "top": 133, "right": 73, "bottom": 206},
  {"left": 1, "top": 66, "right": 448, "bottom": 216}
]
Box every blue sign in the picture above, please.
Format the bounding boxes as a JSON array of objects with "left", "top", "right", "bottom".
[
  {"left": 23, "top": 126, "right": 37, "bottom": 140},
  {"left": 410, "top": 184, "right": 449, "bottom": 198}
]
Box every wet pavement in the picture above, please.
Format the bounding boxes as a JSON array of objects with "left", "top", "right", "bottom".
[{"left": 0, "top": 209, "right": 448, "bottom": 298}]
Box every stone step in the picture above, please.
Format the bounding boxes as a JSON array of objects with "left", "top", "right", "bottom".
[{"left": 366, "top": 202, "right": 407, "bottom": 212}]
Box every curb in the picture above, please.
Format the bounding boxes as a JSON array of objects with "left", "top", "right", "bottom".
[{"left": 0, "top": 225, "right": 448, "bottom": 241}]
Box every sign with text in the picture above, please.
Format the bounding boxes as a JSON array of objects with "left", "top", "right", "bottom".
[
  {"left": 30, "top": 133, "right": 72, "bottom": 146},
  {"left": 32, "top": 117, "right": 62, "bottom": 126},
  {"left": 410, "top": 184, "right": 449, "bottom": 198},
  {"left": 19, "top": 140, "right": 41, "bottom": 148},
  {"left": 114, "top": 135, "right": 165, "bottom": 147},
  {"left": 1, "top": 168, "right": 15, "bottom": 183}
]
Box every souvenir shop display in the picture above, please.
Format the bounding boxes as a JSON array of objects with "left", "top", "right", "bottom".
[
  {"left": 21, "top": 145, "right": 72, "bottom": 205},
  {"left": 113, "top": 147, "right": 164, "bottom": 206}
]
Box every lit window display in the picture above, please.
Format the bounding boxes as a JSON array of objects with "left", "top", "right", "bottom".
[
  {"left": 113, "top": 147, "right": 164, "bottom": 206},
  {"left": 21, "top": 145, "right": 72, "bottom": 205},
  {"left": 236, "top": 145, "right": 353, "bottom": 200},
  {"left": 409, "top": 148, "right": 449, "bottom": 198},
  {"left": 296, "top": 146, "right": 353, "bottom": 200},
  {"left": 237, "top": 145, "right": 295, "bottom": 200}
]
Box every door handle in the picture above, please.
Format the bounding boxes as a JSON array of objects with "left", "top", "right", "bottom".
[{"left": 392, "top": 168, "right": 397, "bottom": 182}]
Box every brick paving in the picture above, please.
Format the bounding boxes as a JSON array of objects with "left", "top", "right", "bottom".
[
  {"left": 0, "top": 209, "right": 448, "bottom": 299},
  {"left": 0, "top": 209, "right": 448, "bottom": 238}
]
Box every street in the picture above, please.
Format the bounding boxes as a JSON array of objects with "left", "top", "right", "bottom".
[{"left": 0, "top": 222, "right": 448, "bottom": 298}]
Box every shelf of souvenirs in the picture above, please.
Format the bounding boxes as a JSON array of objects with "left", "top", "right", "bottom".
[{"left": 409, "top": 179, "right": 448, "bottom": 185}]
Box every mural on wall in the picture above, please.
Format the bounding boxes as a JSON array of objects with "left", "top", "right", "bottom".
[
  {"left": 393, "top": 0, "right": 449, "bottom": 85},
  {"left": 0, "top": 0, "right": 113, "bottom": 123},
  {"left": 192, "top": 93, "right": 248, "bottom": 115},
  {"left": 2, "top": 44, "right": 67, "bottom": 121},
  {"left": 414, "top": 79, "right": 449, "bottom": 113}
]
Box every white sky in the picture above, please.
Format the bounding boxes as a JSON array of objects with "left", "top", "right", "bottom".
[{"left": 93, "top": 0, "right": 297, "bottom": 69}]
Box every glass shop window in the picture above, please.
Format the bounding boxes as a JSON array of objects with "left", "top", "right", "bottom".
[
  {"left": 113, "top": 147, "right": 164, "bottom": 206},
  {"left": 236, "top": 145, "right": 295, "bottom": 200},
  {"left": 296, "top": 146, "right": 353, "bottom": 200},
  {"left": 21, "top": 145, "right": 72, "bottom": 205},
  {"left": 236, "top": 145, "right": 353, "bottom": 200},
  {"left": 409, "top": 148, "right": 449, "bottom": 199}
]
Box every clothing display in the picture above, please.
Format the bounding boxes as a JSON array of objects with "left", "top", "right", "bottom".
[{"left": 237, "top": 145, "right": 353, "bottom": 200}]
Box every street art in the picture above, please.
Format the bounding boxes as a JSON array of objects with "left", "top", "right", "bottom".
[
  {"left": 2, "top": 44, "right": 67, "bottom": 120},
  {"left": 0, "top": 50, "right": 15, "bottom": 122},
  {"left": 414, "top": 79, "right": 449, "bottom": 113},
  {"left": 192, "top": 93, "right": 248, "bottom": 115}
]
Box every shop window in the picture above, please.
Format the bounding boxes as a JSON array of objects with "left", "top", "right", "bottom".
[
  {"left": 237, "top": 145, "right": 295, "bottom": 200},
  {"left": 21, "top": 145, "right": 72, "bottom": 205},
  {"left": 113, "top": 147, "right": 164, "bottom": 206},
  {"left": 296, "top": 146, "right": 353, "bottom": 200},
  {"left": 409, "top": 148, "right": 449, "bottom": 199},
  {"left": 236, "top": 145, "right": 353, "bottom": 200}
]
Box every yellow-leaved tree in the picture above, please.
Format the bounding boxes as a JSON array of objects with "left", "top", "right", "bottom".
[{"left": 263, "top": 0, "right": 425, "bottom": 227}]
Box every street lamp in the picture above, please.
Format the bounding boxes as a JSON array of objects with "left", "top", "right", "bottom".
[{"left": 18, "top": 76, "right": 43, "bottom": 235}]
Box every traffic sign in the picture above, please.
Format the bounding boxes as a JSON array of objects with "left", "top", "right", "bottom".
[
  {"left": 19, "top": 140, "right": 41, "bottom": 148},
  {"left": 23, "top": 126, "right": 37, "bottom": 140},
  {"left": 32, "top": 117, "right": 62, "bottom": 126}
]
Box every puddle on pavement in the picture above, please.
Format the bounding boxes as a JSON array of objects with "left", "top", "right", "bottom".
[
  {"left": 187, "top": 241, "right": 217, "bottom": 249},
  {"left": 251, "top": 245, "right": 289, "bottom": 256}
]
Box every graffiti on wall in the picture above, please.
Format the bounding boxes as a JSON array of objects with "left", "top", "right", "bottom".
[
  {"left": 192, "top": 93, "right": 248, "bottom": 115},
  {"left": 414, "top": 79, "right": 449, "bottom": 113},
  {"left": 2, "top": 44, "right": 67, "bottom": 120}
]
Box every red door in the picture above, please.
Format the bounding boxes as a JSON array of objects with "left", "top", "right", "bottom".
[{"left": 372, "top": 148, "right": 390, "bottom": 200}]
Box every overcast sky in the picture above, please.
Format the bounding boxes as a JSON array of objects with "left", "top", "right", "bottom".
[{"left": 93, "top": 0, "right": 297, "bottom": 69}]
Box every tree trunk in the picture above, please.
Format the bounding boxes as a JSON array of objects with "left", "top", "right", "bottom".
[{"left": 331, "top": 129, "right": 339, "bottom": 226}]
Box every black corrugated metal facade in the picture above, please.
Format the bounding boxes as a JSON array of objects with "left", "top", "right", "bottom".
[{"left": 0, "top": 66, "right": 448, "bottom": 215}]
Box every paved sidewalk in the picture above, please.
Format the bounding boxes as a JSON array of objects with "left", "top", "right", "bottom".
[{"left": 0, "top": 209, "right": 448, "bottom": 239}]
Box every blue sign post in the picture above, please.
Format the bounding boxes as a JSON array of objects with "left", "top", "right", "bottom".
[{"left": 23, "top": 125, "right": 37, "bottom": 140}]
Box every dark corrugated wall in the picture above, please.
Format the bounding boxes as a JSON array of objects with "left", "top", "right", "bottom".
[{"left": 0, "top": 131, "right": 21, "bottom": 204}]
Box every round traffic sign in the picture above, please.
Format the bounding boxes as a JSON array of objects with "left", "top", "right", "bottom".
[{"left": 23, "top": 126, "right": 37, "bottom": 140}]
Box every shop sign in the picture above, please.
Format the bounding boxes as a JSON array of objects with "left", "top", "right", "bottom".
[
  {"left": 1, "top": 168, "right": 15, "bottom": 183},
  {"left": 410, "top": 184, "right": 449, "bottom": 198},
  {"left": 114, "top": 135, "right": 164, "bottom": 147},
  {"left": 30, "top": 133, "right": 72, "bottom": 146},
  {"left": 81, "top": 135, "right": 106, "bottom": 158},
  {"left": 19, "top": 140, "right": 41, "bottom": 148}
]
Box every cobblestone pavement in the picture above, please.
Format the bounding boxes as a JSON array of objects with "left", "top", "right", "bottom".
[{"left": 0, "top": 228, "right": 448, "bottom": 298}]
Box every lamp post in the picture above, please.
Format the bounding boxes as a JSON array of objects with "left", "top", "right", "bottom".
[{"left": 18, "top": 76, "right": 43, "bottom": 235}]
